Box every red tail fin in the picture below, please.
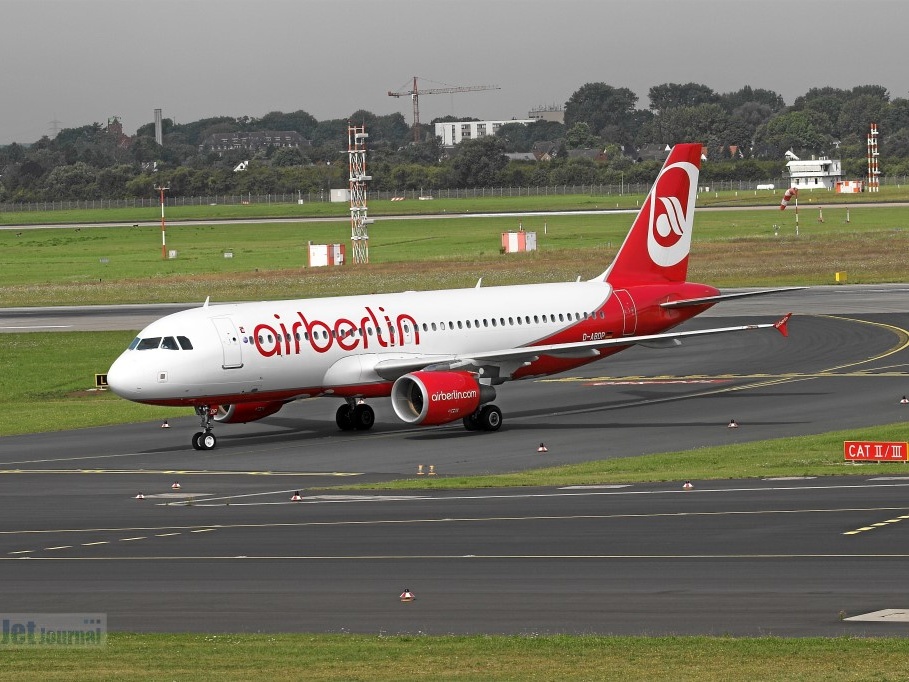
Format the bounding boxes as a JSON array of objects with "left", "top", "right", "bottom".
[{"left": 599, "top": 143, "right": 702, "bottom": 286}]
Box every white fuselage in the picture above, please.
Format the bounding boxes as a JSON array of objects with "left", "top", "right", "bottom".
[{"left": 107, "top": 280, "right": 624, "bottom": 406}]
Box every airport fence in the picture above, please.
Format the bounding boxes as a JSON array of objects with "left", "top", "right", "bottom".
[{"left": 2, "top": 177, "right": 908, "bottom": 213}]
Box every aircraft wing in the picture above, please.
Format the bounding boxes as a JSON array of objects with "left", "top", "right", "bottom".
[
  {"left": 660, "top": 287, "right": 805, "bottom": 309},
  {"left": 373, "top": 313, "right": 792, "bottom": 381}
]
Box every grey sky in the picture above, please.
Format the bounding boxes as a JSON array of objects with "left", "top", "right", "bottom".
[{"left": 2, "top": 0, "right": 907, "bottom": 146}]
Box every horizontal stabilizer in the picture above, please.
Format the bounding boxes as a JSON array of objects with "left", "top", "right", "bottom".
[{"left": 660, "top": 287, "right": 805, "bottom": 309}]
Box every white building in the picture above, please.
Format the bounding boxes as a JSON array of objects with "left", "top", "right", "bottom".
[
  {"left": 435, "top": 119, "right": 535, "bottom": 147},
  {"left": 786, "top": 155, "right": 843, "bottom": 190}
]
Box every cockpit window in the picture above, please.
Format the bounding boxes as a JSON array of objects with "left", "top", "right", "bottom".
[
  {"left": 130, "top": 335, "right": 194, "bottom": 351},
  {"left": 136, "top": 337, "right": 162, "bottom": 350}
]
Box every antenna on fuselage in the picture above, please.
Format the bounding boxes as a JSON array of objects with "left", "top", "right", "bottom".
[
  {"left": 475, "top": 278, "right": 482, "bottom": 288},
  {"left": 203, "top": 296, "right": 210, "bottom": 307}
]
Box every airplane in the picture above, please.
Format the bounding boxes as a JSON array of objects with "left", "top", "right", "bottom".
[{"left": 107, "top": 143, "right": 795, "bottom": 450}]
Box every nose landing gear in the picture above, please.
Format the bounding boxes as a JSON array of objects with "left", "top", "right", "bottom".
[{"left": 192, "top": 405, "right": 218, "bottom": 450}]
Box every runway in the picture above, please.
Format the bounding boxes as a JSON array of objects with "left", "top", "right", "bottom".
[
  {"left": 3, "top": 479, "right": 909, "bottom": 636},
  {"left": 2, "top": 286, "right": 909, "bottom": 635}
]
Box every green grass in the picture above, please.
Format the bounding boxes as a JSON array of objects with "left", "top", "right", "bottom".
[
  {"left": 336, "top": 424, "right": 909, "bottom": 490},
  {"left": 3, "top": 203, "right": 909, "bottom": 306},
  {"left": 3, "top": 633, "right": 909, "bottom": 681},
  {"left": 4, "top": 183, "right": 909, "bottom": 226},
  {"left": 0, "top": 332, "right": 184, "bottom": 435}
]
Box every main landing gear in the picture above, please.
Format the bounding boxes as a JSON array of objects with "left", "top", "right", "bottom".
[
  {"left": 336, "top": 398, "right": 375, "bottom": 431},
  {"left": 462, "top": 404, "right": 503, "bottom": 432},
  {"left": 192, "top": 405, "right": 218, "bottom": 450}
]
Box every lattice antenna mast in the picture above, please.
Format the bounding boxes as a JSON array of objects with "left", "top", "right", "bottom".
[
  {"left": 867, "top": 122, "right": 880, "bottom": 193},
  {"left": 388, "top": 76, "right": 501, "bottom": 142},
  {"left": 348, "top": 124, "right": 371, "bottom": 264}
]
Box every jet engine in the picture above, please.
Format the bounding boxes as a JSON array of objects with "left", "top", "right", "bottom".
[
  {"left": 390, "top": 371, "right": 495, "bottom": 426},
  {"left": 213, "top": 401, "right": 285, "bottom": 424}
]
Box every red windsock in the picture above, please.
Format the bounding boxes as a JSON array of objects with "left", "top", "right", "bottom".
[{"left": 780, "top": 187, "right": 798, "bottom": 210}]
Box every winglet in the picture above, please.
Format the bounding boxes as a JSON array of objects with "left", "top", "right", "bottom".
[{"left": 774, "top": 313, "right": 792, "bottom": 337}]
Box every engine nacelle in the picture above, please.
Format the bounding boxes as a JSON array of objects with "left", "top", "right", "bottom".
[
  {"left": 391, "top": 371, "right": 495, "bottom": 426},
  {"left": 213, "top": 401, "right": 284, "bottom": 424}
]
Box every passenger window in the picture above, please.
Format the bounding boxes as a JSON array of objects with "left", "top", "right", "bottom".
[
  {"left": 177, "top": 336, "right": 193, "bottom": 350},
  {"left": 136, "top": 337, "right": 162, "bottom": 350}
]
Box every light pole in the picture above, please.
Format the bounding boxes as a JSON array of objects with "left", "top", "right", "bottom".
[{"left": 155, "top": 184, "right": 170, "bottom": 259}]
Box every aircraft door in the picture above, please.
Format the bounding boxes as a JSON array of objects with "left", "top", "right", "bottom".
[
  {"left": 613, "top": 289, "right": 637, "bottom": 336},
  {"left": 211, "top": 317, "right": 244, "bottom": 369}
]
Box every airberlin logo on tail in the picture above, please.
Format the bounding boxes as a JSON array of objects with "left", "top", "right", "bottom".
[{"left": 647, "top": 161, "right": 698, "bottom": 268}]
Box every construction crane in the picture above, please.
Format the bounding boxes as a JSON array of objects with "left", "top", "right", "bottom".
[{"left": 388, "top": 76, "right": 500, "bottom": 142}]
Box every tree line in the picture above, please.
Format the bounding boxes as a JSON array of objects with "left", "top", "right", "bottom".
[{"left": 2, "top": 81, "right": 908, "bottom": 203}]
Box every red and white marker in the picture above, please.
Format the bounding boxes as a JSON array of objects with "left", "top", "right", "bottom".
[{"left": 399, "top": 589, "right": 415, "bottom": 602}]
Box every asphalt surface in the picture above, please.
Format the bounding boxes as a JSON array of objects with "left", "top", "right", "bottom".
[{"left": 2, "top": 286, "right": 909, "bottom": 635}]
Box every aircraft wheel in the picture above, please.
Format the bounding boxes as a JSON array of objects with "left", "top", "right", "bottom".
[
  {"left": 478, "top": 404, "right": 502, "bottom": 432},
  {"left": 463, "top": 413, "right": 480, "bottom": 431},
  {"left": 192, "top": 432, "right": 205, "bottom": 450},
  {"left": 336, "top": 404, "right": 355, "bottom": 431},
  {"left": 200, "top": 432, "right": 217, "bottom": 450},
  {"left": 352, "top": 404, "right": 375, "bottom": 431}
]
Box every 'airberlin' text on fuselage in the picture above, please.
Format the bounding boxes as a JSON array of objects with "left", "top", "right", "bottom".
[{"left": 252, "top": 306, "right": 420, "bottom": 357}]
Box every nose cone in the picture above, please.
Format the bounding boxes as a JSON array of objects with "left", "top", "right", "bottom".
[{"left": 106, "top": 352, "right": 144, "bottom": 400}]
